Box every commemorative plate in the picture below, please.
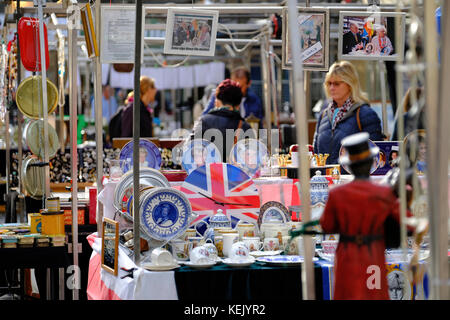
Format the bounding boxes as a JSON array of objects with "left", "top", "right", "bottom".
[
  {"left": 181, "top": 139, "right": 222, "bottom": 175},
  {"left": 113, "top": 168, "right": 170, "bottom": 215},
  {"left": 229, "top": 138, "right": 268, "bottom": 178},
  {"left": 139, "top": 187, "right": 192, "bottom": 241},
  {"left": 119, "top": 139, "right": 162, "bottom": 173},
  {"left": 258, "top": 201, "right": 290, "bottom": 228},
  {"left": 256, "top": 255, "right": 318, "bottom": 266},
  {"left": 26, "top": 119, "right": 60, "bottom": 159}
]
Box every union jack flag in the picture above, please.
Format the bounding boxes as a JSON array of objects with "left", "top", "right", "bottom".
[{"left": 180, "top": 163, "right": 261, "bottom": 228}]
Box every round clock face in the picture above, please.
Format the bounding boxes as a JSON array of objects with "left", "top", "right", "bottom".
[
  {"left": 180, "top": 163, "right": 261, "bottom": 230},
  {"left": 181, "top": 139, "right": 222, "bottom": 175},
  {"left": 229, "top": 138, "right": 268, "bottom": 178},
  {"left": 119, "top": 139, "right": 161, "bottom": 173},
  {"left": 140, "top": 187, "right": 192, "bottom": 241}
]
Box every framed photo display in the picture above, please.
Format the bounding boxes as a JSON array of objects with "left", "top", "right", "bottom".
[
  {"left": 164, "top": 8, "right": 219, "bottom": 57},
  {"left": 282, "top": 7, "right": 330, "bottom": 71},
  {"left": 101, "top": 218, "right": 119, "bottom": 276},
  {"left": 338, "top": 11, "right": 406, "bottom": 61}
]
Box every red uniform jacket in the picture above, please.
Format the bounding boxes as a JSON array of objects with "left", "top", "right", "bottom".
[{"left": 320, "top": 180, "right": 411, "bottom": 300}]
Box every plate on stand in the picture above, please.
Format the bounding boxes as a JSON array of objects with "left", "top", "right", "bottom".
[{"left": 184, "top": 261, "right": 217, "bottom": 269}]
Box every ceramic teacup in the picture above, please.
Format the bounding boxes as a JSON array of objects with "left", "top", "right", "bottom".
[
  {"left": 229, "top": 241, "right": 250, "bottom": 262},
  {"left": 297, "top": 236, "right": 317, "bottom": 256},
  {"left": 242, "top": 236, "right": 263, "bottom": 252},
  {"left": 151, "top": 247, "right": 175, "bottom": 266},
  {"left": 189, "top": 245, "right": 213, "bottom": 264},
  {"left": 236, "top": 221, "right": 256, "bottom": 240},
  {"left": 222, "top": 233, "right": 239, "bottom": 257},
  {"left": 263, "top": 237, "right": 280, "bottom": 251},
  {"left": 187, "top": 236, "right": 203, "bottom": 251}
]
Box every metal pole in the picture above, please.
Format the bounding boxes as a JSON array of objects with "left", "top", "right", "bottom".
[
  {"left": 94, "top": 0, "right": 104, "bottom": 236},
  {"left": 269, "top": 45, "right": 279, "bottom": 130},
  {"left": 68, "top": 3, "right": 79, "bottom": 300},
  {"left": 133, "top": 0, "right": 143, "bottom": 266},
  {"left": 35, "top": 0, "right": 50, "bottom": 200},
  {"left": 287, "top": 0, "right": 314, "bottom": 300},
  {"left": 378, "top": 61, "right": 388, "bottom": 137},
  {"left": 425, "top": 0, "right": 449, "bottom": 300}
]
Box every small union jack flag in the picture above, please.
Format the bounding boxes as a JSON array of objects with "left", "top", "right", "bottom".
[{"left": 180, "top": 163, "right": 261, "bottom": 228}]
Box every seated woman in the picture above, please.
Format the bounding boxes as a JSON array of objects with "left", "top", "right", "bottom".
[
  {"left": 191, "top": 79, "right": 254, "bottom": 162},
  {"left": 313, "top": 61, "right": 383, "bottom": 164}
]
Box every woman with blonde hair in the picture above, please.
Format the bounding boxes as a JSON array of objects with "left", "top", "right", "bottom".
[
  {"left": 120, "top": 76, "right": 157, "bottom": 137},
  {"left": 313, "top": 61, "right": 382, "bottom": 164}
]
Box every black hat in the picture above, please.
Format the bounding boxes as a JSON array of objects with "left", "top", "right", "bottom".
[{"left": 339, "top": 132, "right": 379, "bottom": 166}]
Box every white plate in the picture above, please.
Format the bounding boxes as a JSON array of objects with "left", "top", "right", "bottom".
[
  {"left": 184, "top": 261, "right": 217, "bottom": 269},
  {"left": 142, "top": 263, "right": 180, "bottom": 271},
  {"left": 223, "top": 257, "right": 255, "bottom": 268},
  {"left": 256, "top": 255, "right": 319, "bottom": 266},
  {"left": 249, "top": 250, "right": 282, "bottom": 258}
]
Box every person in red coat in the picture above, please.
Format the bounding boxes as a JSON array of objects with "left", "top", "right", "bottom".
[{"left": 320, "top": 132, "right": 412, "bottom": 300}]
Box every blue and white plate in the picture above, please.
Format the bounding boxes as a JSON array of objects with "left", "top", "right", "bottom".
[
  {"left": 181, "top": 139, "right": 222, "bottom": 175},
  {"left": 140, "top": 187, "right": 192, "bottom": 241},
  {"left": 119, "top": 139, "right": 162, "bottom": 173},
  {"left": 229, "top": 138, "right": 268, "bottom": 178},
  {"left": 256, "top": 255, "right": 318, "bottom": 266}
]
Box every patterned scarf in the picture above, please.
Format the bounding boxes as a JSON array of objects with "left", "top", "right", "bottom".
[{"left": 330, "top": 97, "right": 354, "bottom": 131}]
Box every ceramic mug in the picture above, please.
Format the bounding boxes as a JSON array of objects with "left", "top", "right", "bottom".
[
  {"left": 261, "top": 223, "right": 289, "bottom": 239},
  {"left": 322, "top": 240, "right": 338, "bottom": 255},
  {"left": 242, "top": 236, "right": 263, "bottom": 252},
  {"left": 229, "top": 241, "right": 250, "bottom": 262},
  {"left": 263, "top": 237, "right": 280, "bottom": 251},
  {"left": 170, "top": 239, "right": 191, "bottom": 261},
  {"left": 151, "top": 247, "right": 174, "bottom": 266},
  {"left": 222, "top": 233, "right": 239, "bottom": 257},
  {"left": 189, "top": 245, "right": 213, "bottom": 264},
  {"left": 183, "top": 228, "right": 201, "bottom": 240}
]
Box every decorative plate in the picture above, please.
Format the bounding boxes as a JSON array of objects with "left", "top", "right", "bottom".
[
  {"left": 26, "top": 120, "right": 60, "bottom": 160},
  {"left": 180, "top": 163, "right": 261, "bottom": 229},
  {"left": 258, "top": 201, "right": 290, "bottom": 228},
  {"left": 119, "top": 139, "right": 162, "bottom": 173},
  {"left": 181, "top": 139, "right": 222, "bottom": 175},
  {"left": 113, "top": 168, "right": 170, "bottom": 215},
  {"left": 223, "top": 256, "right": 255, "bottom": 268},
  {"left": 139, "top": 187, "right": 192, "bottom": 241},
  {"left": 142, "top": 263, "right": 180, "bottom": 271},
  {"left": 184, "top": 261, "right": 216, "bottom": 269},
  {"left": 249, "top": 250, "right": 282, "bottom": 258},
  {"left": 229, "top": 138, "right": 268, "bottom": 178},
  {"left": 339, "top": 139, "right": 380, "bottom": 174},
  {"left": 256, "top": 255, "right": 318, "bottom": 266}
]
